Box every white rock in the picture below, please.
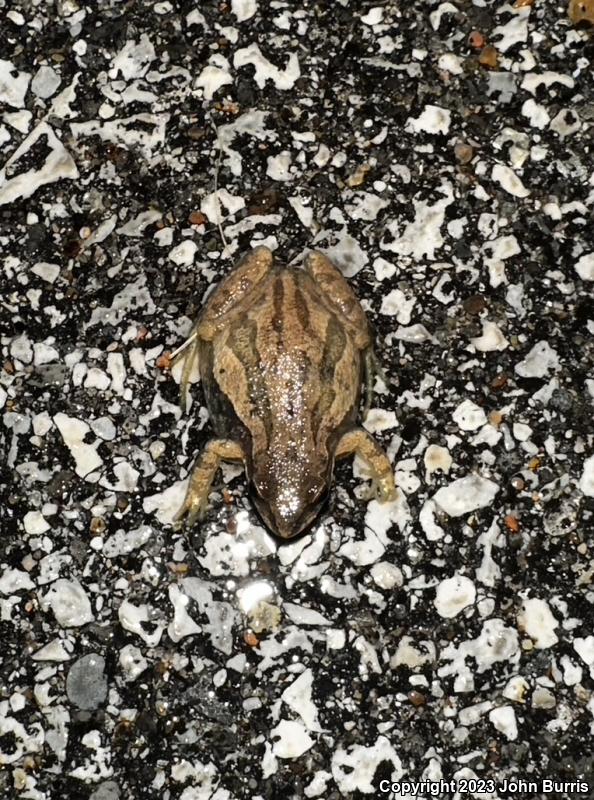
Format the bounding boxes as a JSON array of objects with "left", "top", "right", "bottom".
[
  {"left": 419, "top": 499, "right": 445, "bottom": 541},
  {"left": 84, "top": 367, "right": 110, "bottom": 391},
  {"left": 231, "top": 0, "right": 257, "bottom": 21},
  {"left": 53, "top": 413, "right": 102, "bottom": 478},
  {"left": 195, "top": 56, "right": 233, "bottom": 100},
  {"left": 322, "top": 233, "right": 368, "bottom": 278},
  {"left": 284, "top": 603, "right": 331, "bottom": 626},
  {"left": 379, "top": 288, "right": 415, "bottom": 323},
  {"left": 406, "top": 105, "right": 451, "bottom": 135},
  {"left": 31, "top": 638, "right": 73, "bottom": 662},
  {"left": 31, "top": 66, "right": 61, "bottom": 99},
  {"left": 41, "top": 579, "right": 94, "bottom": 627},
  {"left": 550, "top": 108, "right": 581, "bottom": 138},
  {"left": 91, "top": 417, "right": 116, "bottom": 441},
  {"left": 361, "top": 6, "right": 383, "bottom": 25},
  {"left": 10, "top": 333, "right": 33, "bottom": 363},
  {"left": 382, "top": 182, "right": 453, "bottom": 261},
  {"left": 281, "top": 669, "right": 321, "bottom": 731},
  {"left": 434, "top": 575, "right": 476, "bottom": 618},
  {"left": 71, "top": 112, "right": 168, "bottom": 160},
  {"left": 111, "top": 34, "right": 156, "bottom": 80},
  {"left": 119, "top": 644, "right": 148, "bottom": 680},
  {"left": 332, "top": 736, "right": 402, "bottom": 794},
  {"left": 0, "top": 122, "right": 78, "bottom": 207},
  {"left": 288, "top": 196, "right": 314, "bottom": 228},
  {"left": 424, "top": 445, "right": 452, "bottom": 480},
  {"left": 395, "top": 324, "right": 436, "bottom": 343},
  {"left": 532, "top": 686, "right": 556, "bottom": 709},
  {"left": 103, "top": 525, "right": 152, "bottom": 558},
  {"left": 201, "top": 188, "right": 245, "bottom": 222},
  {"left": 521, "top": 99, "right": 550, "bottom": 130},
  {"left": 391, "top": 636, "right": 436, "bottom": 670},
  {"left": 118, "top": 600, "right": 164, "bottom": 647},
  {"left": 513, "top": 422, "right": 532, "bottom": 441},
  {"left": 370, "top": 561, "right": 403, "bottom": 590},
  {"left": 117, "top": 209, "right": 162, "bottom": 236},
  {"left": 433, "top": 475, "right": 499, "bottom": 517},
  {"left": 470, "top": 320, "right": 509, "bottom": 352},
  {"left": 492, "top": 164, "right": 530, "bottom": 198},
  {"left": 521, "top": 71, "right": 574, "bottom": 95},
  {"left": 575, "top": 253, "right": 594, "bottom": 281},
  {"left": 0, "top": 59, "right": 31, "bottom": 107},
  {"left": 271, "top": 720, "right": 314, "bottom": 758},
  {"left": 23, "top": 511, "right": 50, "bottom": 535},
  {"left": 0, "top": 568, "right": 35, "bottom": 595},
  {"left": 31, "top": 262, "right": 60, "bottom": 282},
  {"left": 234, "top": 44, "right": 300, "bottom": 90},
  {"left": 574, "top": 636, "right": 594, "bottom": 678},
  {"left": 363, "top": 408, "right": 398, "bottom": 433},
  {"left": 489, "top": 706, "right": 518, "bottom": 740},
  {"left": 168, "top": 240, "right": 197, "bottom": 266},
  {"left": 168, "top": 584, "right": 201, "bottom": 642},
  {"left": 560, "top": 655, "right": 582, "bottom": 687},
  {"left": 515, "top": 341, "right": 560, "bottom": 378},
  {"left": 266, "top": 151, "right": 292, "bottom": 181},
  {"left": 459, "top": 700, "right": 493, "bottom": 726},
  {"left": 492, "top": 6, "right": 529, "bottom": 52},
  {"left": 438, "top": 53, "right": 464, "bottom": 74},
  {"left": 517, "top": 598, "right": 558, "bottom": 649},
  {"left": 579, "top": 456, "right": 594, "bottom": 497},
  {"left": 452, "top": 399, "right": 487, "bottom": 431},
  {"left": 502, "top": 675, "right": 529, "bottom": 703}
]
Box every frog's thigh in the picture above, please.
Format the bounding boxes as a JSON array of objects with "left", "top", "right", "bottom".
[
  {"left": 305, "top": 251, "right": 371, "bottom": 350},
  {"left": 175, "top": 439, "right": 244, "bottom": 527},
  {"left": 198, "top": 246, "right": 274, "bottom": 341},
  {"left": 336, "top": 428, "right": 396, "bottom": 502}
]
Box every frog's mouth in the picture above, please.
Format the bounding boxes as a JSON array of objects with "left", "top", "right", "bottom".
[{"left": 248, "top": 482, "right": 331, "bottom": 540}]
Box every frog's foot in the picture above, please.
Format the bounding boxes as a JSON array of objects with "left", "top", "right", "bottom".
[
  {"left": 174, "top": 439, "right": 245, "bottom": 528},
  {"left": 336, "top": 428, "right": 397, "bottom": 502}
]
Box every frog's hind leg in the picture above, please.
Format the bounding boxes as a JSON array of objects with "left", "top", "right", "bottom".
[
  {"left": 198, "top": 246, "right": 274, "bottom": 341},
  {"left": 305, "top": 251, "right": 371, "bottom": 350},
  {"left": 336, "top": 428, "right": 396, "bottom": 502},
  {"left": 175, "top": 438, "right": 244, "bottom": 527}
]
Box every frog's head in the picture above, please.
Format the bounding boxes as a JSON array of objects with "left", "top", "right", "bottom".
[{"left": 248, "top": 459, "right": 332, "bottom": 539}]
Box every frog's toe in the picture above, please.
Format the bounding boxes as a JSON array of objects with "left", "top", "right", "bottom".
[
  {"left": 174, "top": 494, "right": 208, "bottom": 528},
  {"left": 368, "top": 472, "right": 397, "bottom": 503},
  {"left": 375, "top": 476, "right": 397, "bottom": 502}
]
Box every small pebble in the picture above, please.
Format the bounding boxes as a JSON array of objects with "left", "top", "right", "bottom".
[{"left": 66, "top": 653, "right": 108, "bottom": 710}]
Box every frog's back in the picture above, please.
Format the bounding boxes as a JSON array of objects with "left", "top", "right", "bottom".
[{"left": 201, "top": 266, "right": 363, "bottom": 458}]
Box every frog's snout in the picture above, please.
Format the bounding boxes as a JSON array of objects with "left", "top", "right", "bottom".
[{"left": 249, "top": 480, "right": 330, "bottom": 540}]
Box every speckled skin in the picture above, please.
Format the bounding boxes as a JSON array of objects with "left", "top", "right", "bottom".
[{"left": 175, "top": 247, "right": 396, "bottom": 537}]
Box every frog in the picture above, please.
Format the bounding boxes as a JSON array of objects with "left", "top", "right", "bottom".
[{"left": 172, "top": 246, "right": 396, "bottom": 539}]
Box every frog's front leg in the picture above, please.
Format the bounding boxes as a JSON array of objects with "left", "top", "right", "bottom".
[
  {"left": 335, "top": 428, "right": 396, "bottom": 502},
  {"left": 305, "top": 251, "right": 372, "bottom": 350},
  {"left": 175, "top": 439, "right": 245, "bottom": 527}
]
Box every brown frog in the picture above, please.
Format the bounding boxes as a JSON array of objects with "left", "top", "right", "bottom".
[{"left": 173, "top": 246, "right": 396, "bottom": 539}]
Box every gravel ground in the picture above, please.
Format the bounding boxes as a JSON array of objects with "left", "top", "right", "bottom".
[{"left": 1, "top": 1, "right": 594, "bottom": 799}]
